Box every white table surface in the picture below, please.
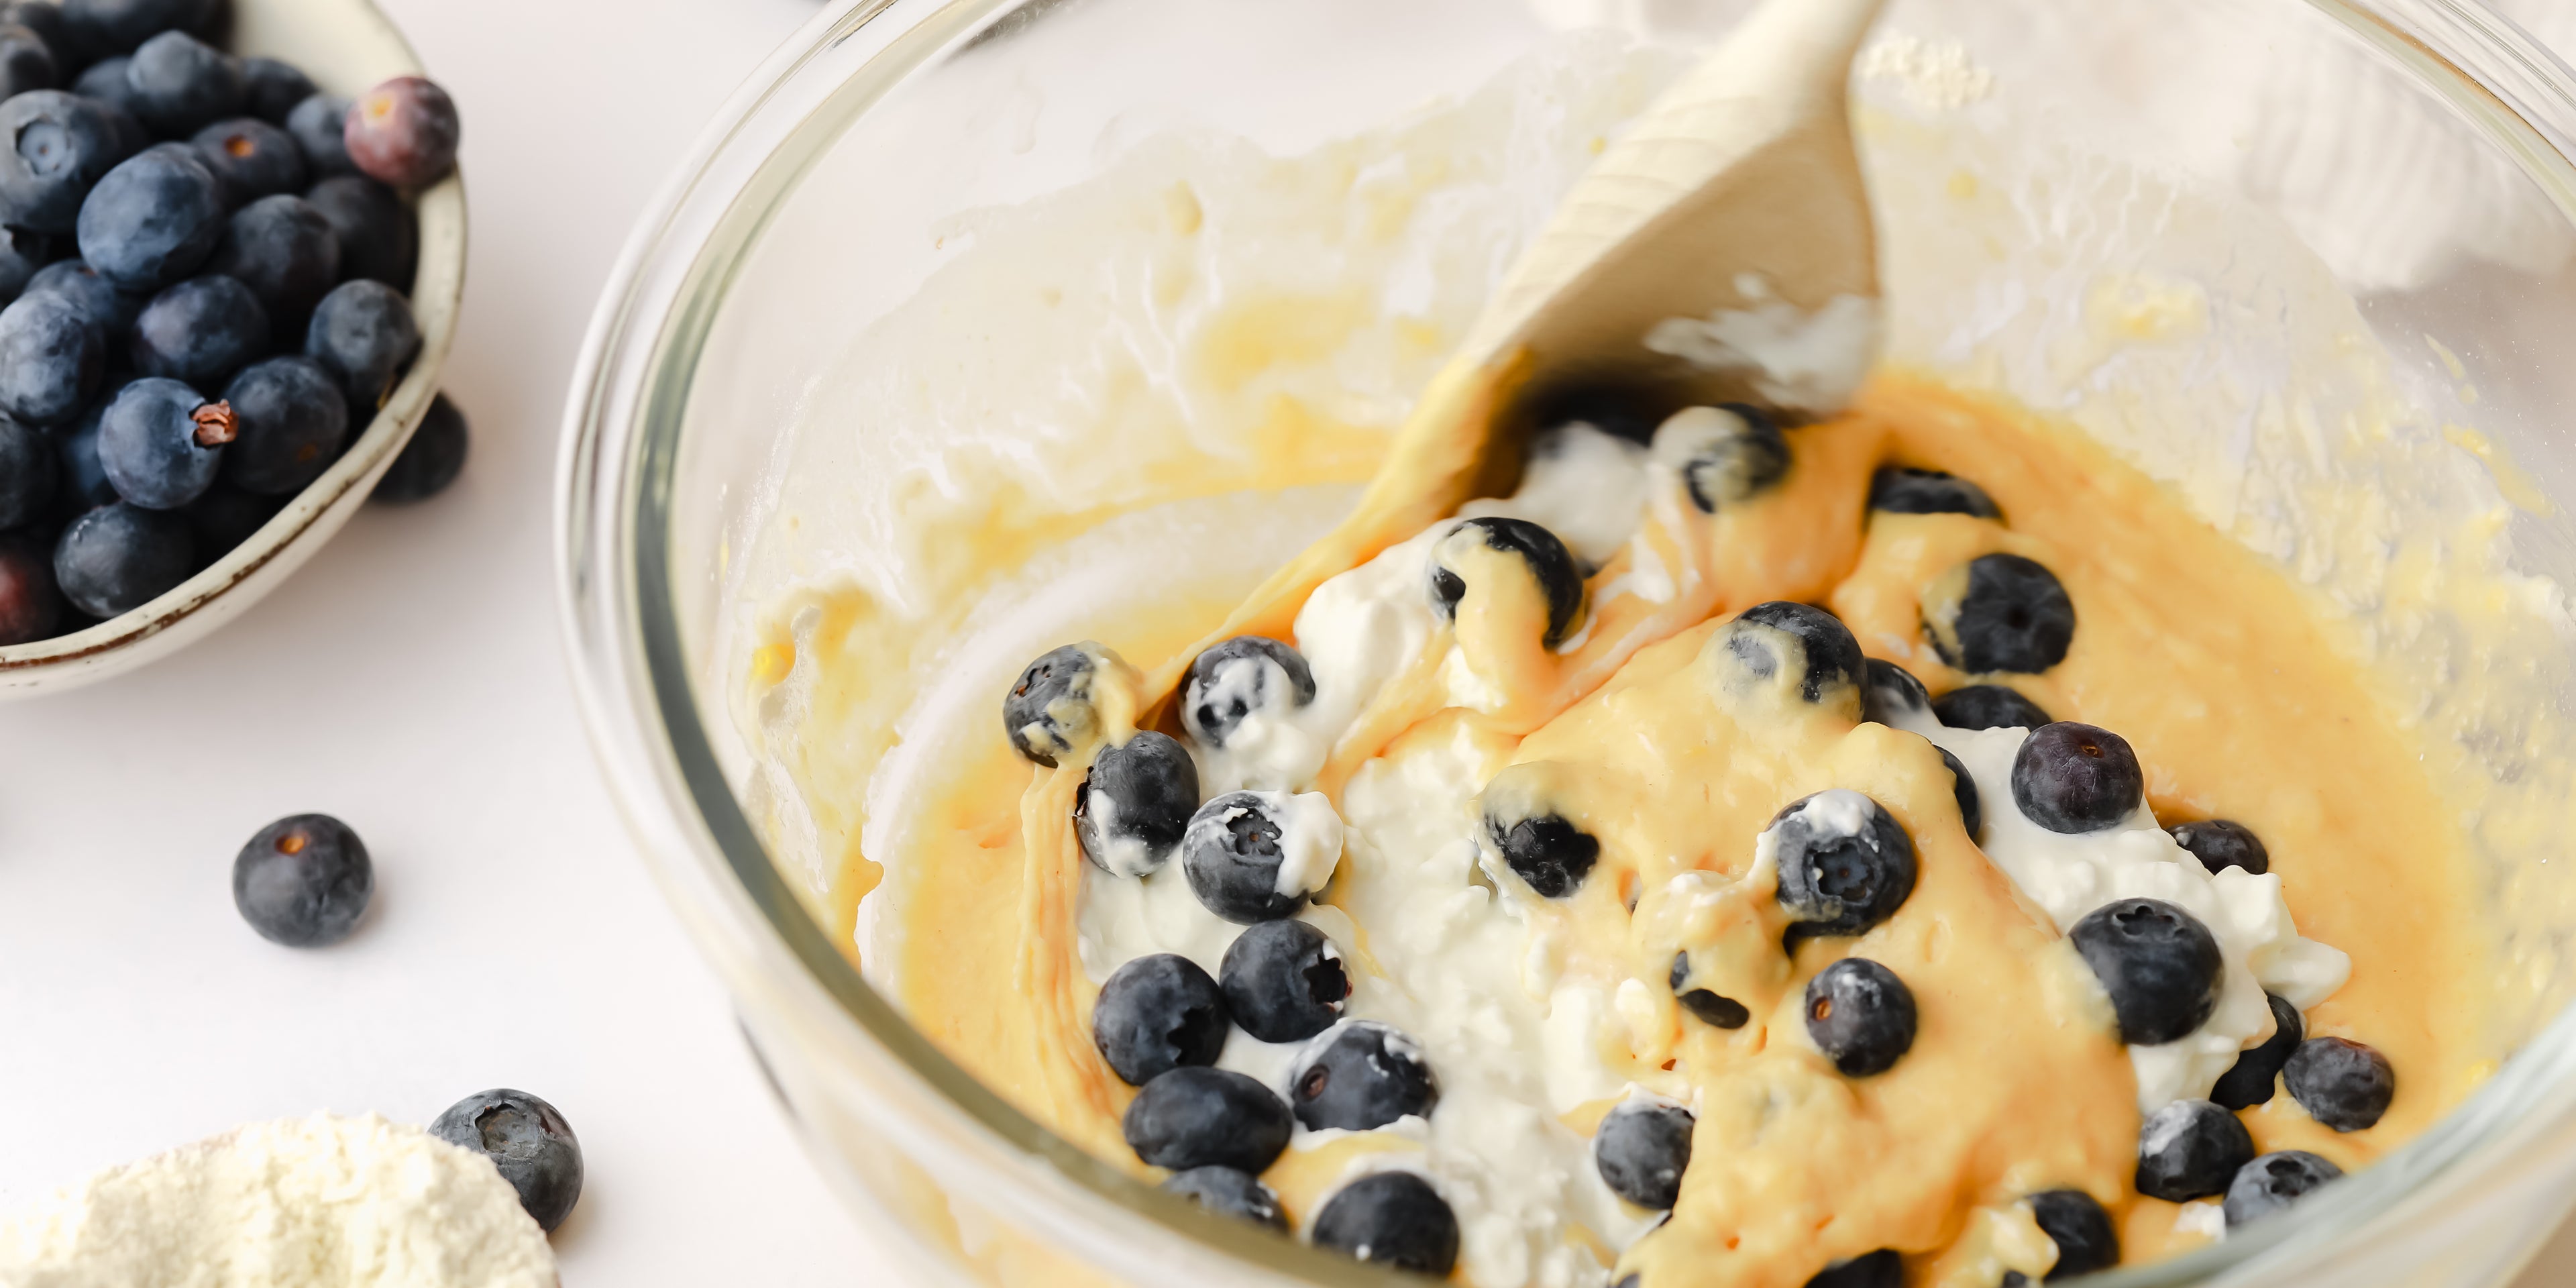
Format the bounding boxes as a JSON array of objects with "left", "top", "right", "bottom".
[{"left": 1, "top": 1, "right": 2573, "bottom": 1284}]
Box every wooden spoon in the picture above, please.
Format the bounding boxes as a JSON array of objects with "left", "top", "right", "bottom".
[{"left": 1140, "top": 0, "right": 1888, "bottom": 698}]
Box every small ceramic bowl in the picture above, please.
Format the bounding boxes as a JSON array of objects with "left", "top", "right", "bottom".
[{"left": 0, "top": 0, "right": 466, "bottom": 698}]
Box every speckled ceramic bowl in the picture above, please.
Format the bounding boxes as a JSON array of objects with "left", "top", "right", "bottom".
[{"left": 0, "top": 0, "right": 465, "bottom": 698}]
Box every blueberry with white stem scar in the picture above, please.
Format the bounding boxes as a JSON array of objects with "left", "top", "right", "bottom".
[
  {"left": 1426, "top": 515, "right": 1584, "bottom": 647},
  {"left": 1670, "top": 951, "right": 1750, "bottom": 1029},
  {"left": 2211, "top": 993, "right": 2302, "bottom": 1110},
  {"left": 1868, "top": 466, "right": 2000, "bottom": 519},
  {"left": 1999, "top": 1191, "right": 2116, "bottom": 1284},
  {"left": 1933, "top": 684, "right": 2049, "bottom": 731},
  {"left": 2170, "top": 818, "right": 2269, "bottom": 876},
  {"left": 2223, "top": 1150, "right": 2342, "bottom": 1228},
  {"left": 1181, "top": 790, "right": 1340, "bottom": 924},
  {"left": 2070, "top": 898, "right": 2222, "bottom": 1045},
  {"left": 1805, "top": 957, "right": 1917, "bottom": 1076},
  {"left": 1805, "top": 1249, "right": 1902, "bottom": 1288},
  {"left": 2012, "top": 722, "right": 2143, "bottom": 833},
  {"left": 2284, "top": 1037, "right": 2395, "bottom": 1132},
  {"left": 1001, "top": 643, "right": 1097, "bottom": 767},
  {"left": 1769, "top": 790, "right": 1917, "bottom": 947},
  {"left": 1652, "top": 402, "right": 1790, "bottom": 513},
  {"left": 1218, "top": 918, "right": 1347, "bottom": 1043},
  {"left": 1290, "top": 1020, "right": 1438, "bottom": 1131},
  {"left": 1711, "top": 601, "right": 1866, "bottom": 711},
  {"left": 1593, "top": 1099, "right": 1694, "bottom": 1210},
  {"left": 2135, "top": 1099, "right": 2256, "bottom": 1202},
  {"left": 1091, "top": 952, "right": 1228, "bottom": 1086},
  {"left": 1161, "top": 1167, "right": 1287, "bottom": 1232},
  {"left": 1312, "top": 1172, "right": 1459, "bottom": 1277},
  {"left": 1075, "top": 731, "right": 1197, "bottom": 877},
  {"left": 1181, "top": 635, "right": 1314, "bottom": 749},
  {"left": 1122, "top": 1066, "right": 1292, "bottom": 1174},
  {"left": 1923, "top": 552, "right": 2076, "bottom": 675}
]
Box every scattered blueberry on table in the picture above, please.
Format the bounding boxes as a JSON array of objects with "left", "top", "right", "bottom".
[
  {"left": 0, "top": 5, "right": 467, "bottom": 649},
  {"left": 231, "top": 812, "right": 372, "bottom": 947},
  {"left": 430, "top": 1089, "right": 585, "bottom": 1232}
]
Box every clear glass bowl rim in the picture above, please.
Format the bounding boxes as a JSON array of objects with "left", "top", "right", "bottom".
[{"left": 555, "top": 1, "right": 2576, "bottom": 1283}]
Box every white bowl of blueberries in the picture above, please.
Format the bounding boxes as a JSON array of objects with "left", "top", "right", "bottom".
[{"left": 0, "top": 0, "right": 465, "bottom": 696}]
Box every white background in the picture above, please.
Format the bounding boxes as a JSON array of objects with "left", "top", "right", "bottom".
[{"left": 0, "top": 0, "right": 2572, "bottom": 1284}]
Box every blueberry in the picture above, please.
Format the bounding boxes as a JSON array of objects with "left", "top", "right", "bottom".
[
  {"left": 98, "top": 375, "right": 229, "bottom": 507},
  {"left": 282, "top": 92, "right": 352, "bottom": 178},
  {"left": 429, "top": 1089, "right": 584, "bottom": 1232},
  {"left": 2222, "top": 1150, "right": 2341, "bottom": 1228},
  {"left": 1481, "top": 803, "right": 1598, "bottom": 899},
  {"left": 1714, "top": 601, "right": 1865, "bottom": 707},
  {"left": 191, "top": 117, "right": 304, "bottom": 208},
  {"left": 303, "top": 277, "right": 417, "bottom": 408},
  {"left": 180, "top": 480, "right": 275, "bottom": 559},
  {"left": 1122, "top": 1067, "right": 1292, "bottom": 1174},
  {"left": 1427, "top": 515, "right": 1584, "bottom": 646},
  {"left": 52, "top": 498, "right": 185, "bottom": 614},
  {"left": 1862, "top": 656, "right": 1931, "bottom": 726},
  {"left": 2211, "top": 993, "right": 2303, "bottom": 1110},
  {"left": 0, "top": 531, "right": 64, "bottom": 643},
  {"left": 129, "top": 273, "right": 265, "bottom": 385},
  {"left": 237, "top": 56, "right": 313, "bottom": 125},
  {"left": 124, "top": 30, "right": 241, "bottom": 137},
  {"left": 231, "top": 812, "right": 370, "bottom": 947},
  {"left": 1805, "top": 1250, "right": 1902, "bottom": 1288},
  {"left": 71, "top": 56, "right": 140, "bottom": 116},
  {"left": 0, "top": 411, "right": 52, "bottom": 527},
  {"left": 207, "top": 193, "right": 335, "bottom": 323},
  {"left": 1937, "top": 745, "right": 1982, "bottom": 841},
  {"left": 1002, "top": 643, "right": 1097, "bottom": 765},
  {"left": 27, "top": 258, "right": 142, "bottom": 335},
  {"left": 1161, "top": 1167, "right": 1286, "bottom": 1232},
  {"left": 1925, "top": 552, "right": 2075, "bottom": 675},
  {"left": 0, "top": 22, "right": 56, "bottom": 101},
  {"left": 1075, "top": 732, "right": 1197, "bottom": 877},
  {"left": 219, "top": 355, "right": 344, "bottom": 496},
  {"left": 0, "top": 225, "right": 55, "bottom": 304},
  {"left": 1594, "top": 1099, "right": 1693, "bottom": 1210},
  {"left": 1805, "top": 957, "right": 1917, "bottom": 1076},
  {"left": 2012, "top": 722, "right": 2143, "bottom": 833},
  {"left": 2069, "top": 898, "right": 2222, "bottom": 1045},
  {"left": 1182, "top": 790, "right": 1334, "bottom": 924},
  {"left": 60, "top": 0, "right": 218, "bottom": 60},
  {"left": 1868, "top": 466, "right": 1999, "bottom": 519},
  {"left": 1291, "top": 1020, "right": 1438, "bottom": 1131},
  {"left": 54, "top": 392, "right": 117, "bottom": 510},
  {"left": 1091, "top": 952, "right": 1229, "bottom": 1086},
  {"left": 2284, "top": 1037, "right": 2395, "bottom": 1132},
  {"left": 0, "top": 289, "right": 99, "bottom": 424},
  {"left": 1219, "top": 918, "right": 1346, "bottom": 1042},
  {"left": 1769, "top": 790, "right": 1917, "bottom": 945},
  {"left": 303, "top": 174, "right": 413, "bottom": 288},
  {"left": 76, "top": 142, "right": 225, "bottom": 291},
  {"left": 2015, "top": 1190, "right": 2115, "bottom": 1281},
  {"left": 1181, "top": 635, "right": 1314, "bottom": 749},
  {"left": 1311, "top": 1172, "right": 1458, "bottom": 1277},
  {"left": 2134, "top": 1098, "right": 2255, "bottom": 1202},
  {"left": 370, "top": 391, "right": 466, "bottom": 502},
  {"left": 1669, "top": 951, "right": 1750, "bottom": 1029},
  {"left": 1931, "top": 684, "right": 2048, "bottom": 731},
  {"left": 2169, "top": 819, "right": 2268, "bottom": 877},
  {"left": 343, "top": 75, "right": 459, "bottom": 190},
  {"left": 1655, "top": 402, "right": 1790, "bottom": 512},
  {"left": 1526, "top": 380, "right": 1676, "bottom": 445}
]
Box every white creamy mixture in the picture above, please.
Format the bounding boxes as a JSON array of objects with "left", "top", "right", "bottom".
[{"left": 0, "top": 1114, "right": 555, "bottom": 1288}]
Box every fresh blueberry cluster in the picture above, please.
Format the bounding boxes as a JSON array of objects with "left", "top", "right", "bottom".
[{"left": 0, "top": 0, "right": 466, "bottom": 645}]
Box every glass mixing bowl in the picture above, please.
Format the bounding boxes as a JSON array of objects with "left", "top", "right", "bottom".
[{"left": 558, "top": 0, "right": 2576, "bottom": 1283}]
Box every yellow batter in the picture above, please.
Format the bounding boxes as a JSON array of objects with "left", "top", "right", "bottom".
[{"left": 880, "top": 373, "right": 2484, "bottom": 1285}]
